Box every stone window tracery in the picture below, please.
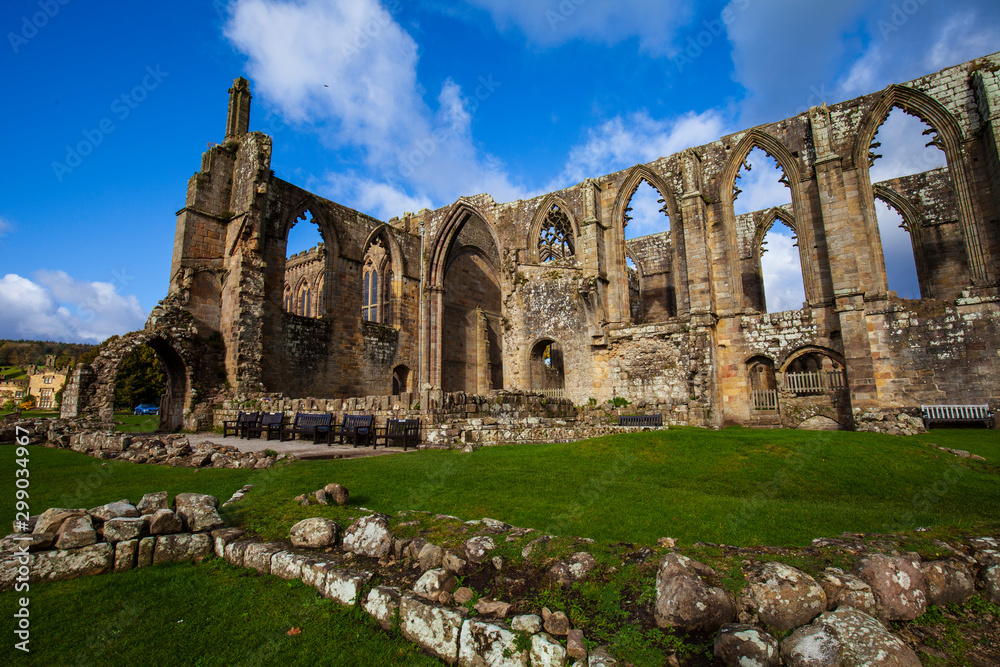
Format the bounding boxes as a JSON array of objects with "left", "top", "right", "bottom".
[
  {"left": 363, "top": 238, "right": 389, "bottom": 323},
  {"left": 538, "top": 206, "right": 574, "bottom": 262}
]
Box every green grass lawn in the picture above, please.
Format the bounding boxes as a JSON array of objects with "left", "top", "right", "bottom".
[
  {"left": 0, "top": 557, "right": 439, "bottom": 666},
  {"left": 1, "top": 427, "right": 997, "bottom": 665},
  {"left": 3, "top": 428, "right": 997, "bottom": 547},
  {"left": 114, "top": 413, "right": 161, "bottom": 433}
]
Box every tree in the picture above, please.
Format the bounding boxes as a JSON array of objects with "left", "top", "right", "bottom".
[{"left": 114, "top": 346, "right": 167, "bottom": 411}]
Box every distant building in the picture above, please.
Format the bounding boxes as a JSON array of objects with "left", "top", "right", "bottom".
[{"left": 26, "top": 356, "right": 68, "bottom": 409}]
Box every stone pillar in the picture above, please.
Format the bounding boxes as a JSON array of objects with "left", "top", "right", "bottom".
[
  {"left": 225, "top": 77, "right": 252, "bottom": 140},
  {"left": 59, "top": 364, "right": 95, "bottom": 419},
  {"left": 476, "top": 307, "right": 490, "bottom": 394}
]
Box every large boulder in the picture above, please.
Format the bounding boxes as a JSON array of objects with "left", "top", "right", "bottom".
[
  {"left": 290, "top": 518, "right": 339, "bottom": 548},
  {"left": 737, "top": 561, "right": 826, "bottom": 631},
  {"left": 854, "top": 555, "right": 927, "bottom": 621},
  {"left": 458, "top": 619, "right": 529, "bottom": 667},
  {"left": 818, "top": 568, "right": 878, "bottom": 615},
  {"left": 103, "top": 517, "right": 144, "bottom": 543},
  {"left": 418, "top": 543, "right": 445, "bottom": 572},
  {"left": 714, "top": 624, "right": 780, "bottom": 667},
  {"left": 173, "top": 493, "right": 224, "bottom": 532},
  {"left": 920, "top": 559, "right": 975, "bottom": 606},
  {"left": 342, "top": 515, "right": 393, "bottom": 558},
  {"left": 323, "top": 483, "right": 350, "bottom": 506},
  {"left": 55, "top": 515, "right": 97, "bottom": 549},
  {"left": 655, "top": 553, "right": 735, "bottom": 632},
  {"left": 322, "top": 569, "right": 372, "bottom": 605},
  {"left": 400, "top": 594, "right": 467, "bottom": 664},
  {"left": 782, "top": 607, "right": 920, "bottom": 667},
  {"left": 530, "top": 632, "right": 566, "bottom": 667}
]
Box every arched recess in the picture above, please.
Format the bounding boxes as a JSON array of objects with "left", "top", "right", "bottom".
[
  {"left": 612, "top": 165, "right": 687, "bottom": 321},
  {"left": 873, "top": 184, "right": 931, "bottom": 298},
  {"left": 392, "top": 364, "right": 410, "bottom": 395},
  {"left": 852, "top": 85, "right": 991, "bottom": 287},
  {"left": 526, "top": 338, "right": 565, "bottom": 393},
  {"left": 746, "top": 207, "right": 802, "bottom": 312},
  {"left": 720, "top": 130, "right": 817, "bottom": 312},
  {"left": 778, "top": 346, "right": 846, "bottom": 395},
  {"left": 294, "top": 276, "right": 312, "bottom": 317},
  {"left": 362, "top": 225, "right": 406, "bottom": 326},
  {"left": 426, "top": 201, "right": 505, "bottom": 394},
  {"left": 527, "top": 195, "right": 580, "bottom": 264},
  {"left": 745, "top": 354, "right": 778, "bottom": 411},
  {"left": 95, "top": 334, "right": 191, "bottom": 432}
]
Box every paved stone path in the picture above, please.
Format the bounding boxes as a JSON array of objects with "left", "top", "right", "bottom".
[{"left": 186, "top": 432, "right": 416, "bottom": 460}]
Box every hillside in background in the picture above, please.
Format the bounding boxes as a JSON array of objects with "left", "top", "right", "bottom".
[{"left": 0, "top": 339, "right": 97, "bottom": 368}]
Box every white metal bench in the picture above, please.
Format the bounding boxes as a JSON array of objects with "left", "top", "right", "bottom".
[{"left": 921, "top": 404, "right": 995, "bottom": 429}]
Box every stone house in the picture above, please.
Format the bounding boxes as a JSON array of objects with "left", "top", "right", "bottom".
[{"left": 62, "top": 52, "right": 1000, "bottom": 433}]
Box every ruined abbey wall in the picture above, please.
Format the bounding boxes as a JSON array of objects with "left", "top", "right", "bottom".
[{"left": 64, "top": 53, "right": 1000, "bottom": 432}]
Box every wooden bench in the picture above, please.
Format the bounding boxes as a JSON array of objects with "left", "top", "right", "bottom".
[
  {"left": 244, "top": 412, "right": 285, "bottom": 441},
  {"left": 223, "top": 411, "right": 259, "bottom": 438},
  {"left": 921, "top": 404, "right": 995, "bottom": 429},
  {"left": 376, "top": 418, "right": 420, "bottom": 451},
  {"left": 618, "top": 414, "right": 663, "bottom": 427},
  {"left": 282, "top": 413, "right": 335, "bottom": 444},
  {"left": 328, "top": 414, "right": 375, "bottom": 447}
]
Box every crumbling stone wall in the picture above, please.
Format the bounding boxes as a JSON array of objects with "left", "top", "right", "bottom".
[{"left": 74, "top": 53, "right": 1000, "bottom": 432}]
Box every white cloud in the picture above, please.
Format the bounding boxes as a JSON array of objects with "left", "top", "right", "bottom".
[
  {"left": 460, "top": 0, "right": 691, "bottom": 55},
  {"left": 225, "top": 0, "right": 527, "bottom": 217},
  {"left": 760, "top": 224, "right": 806, "bottom": 313},
  {"left": 552, "top": 109, "right": 728, "bottom": 189},
  {"left": 868, "top": 108, "right": 945, "bottom": 183},
  {"left": 733, "top": 148, "right": 791, "bottom": 216},
  {"left": 0, "top": 272, "right": 147, "bottom": 344}
]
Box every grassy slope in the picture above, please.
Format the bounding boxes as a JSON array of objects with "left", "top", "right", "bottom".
[
  {"left": 2, "top": 428, "right": 997, "bottom": 547},
  {"left": 0, "top": 558, "right": 439, "bottom": 666}
]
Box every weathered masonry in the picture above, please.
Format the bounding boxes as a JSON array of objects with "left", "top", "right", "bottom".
[{"left": 63, "top": 53, "right": 1000, "bottom": 433}]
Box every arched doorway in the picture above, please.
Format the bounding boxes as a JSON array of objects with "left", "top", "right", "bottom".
[
  {"left": 102, "top": 336, "right": 189, "bottom": 431},
  {"left": 528, "top": 339, "right": 565, "bottom": 397},
  {"left": 392, "top": 365, "right": 410, "bottom": 395}
]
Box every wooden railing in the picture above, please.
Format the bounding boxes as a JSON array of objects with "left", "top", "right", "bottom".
[
  {"left": 782, "top": 370, "right": 846, "bottom": 394},
  {"left": 751, "top": 389, "right": 779, "bottom": 411},
  {"left": 534, "top": 388, "right": 566, "bottom": 399}
]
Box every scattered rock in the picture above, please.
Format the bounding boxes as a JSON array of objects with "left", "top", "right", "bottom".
[
  {"left": 414, "top": 568, "right": 457, "bottom": 601},
  {"left": 530, "top": 632, "right": 567, "bottom": 667},
  {"left": 459, "top": 618, "right": 529, "bottom": 667},
  {"left": 33, "top": 508, "right": 85, "bottom": 535},
  {"left": 148, "top": 509, "right": 183, "bottom": 535},
  {"left": 464, "top": 535, "right": 497, "bottom": 564},
  {"left": 473, "top": 598, "right": 510, "bottom": 619},
  {"left": 453, "top": 587, "right": 475, "bottom": 605},
  {"left": 548, "top": 551, "right": 598, "bottom": 587},
  {"left": 714, "top": 624, "right": 780, "bottom": 667},
  {"left": 418, "top": 543, "right": 444, "bottom": 571},
  {"left": 55, "top": 515, "right": 97, "bottom": 549},
  {"left": 655, "top": 553, "right": 735, "bottom": 632},
  {"left": 323, "top": 483, "right": 350, "bottom": 506},
  {"left": 658, "top": 537, "right": 678, "bottom": 548},
  {"left": 920, "top": 559, "right": 975, "bottom": 606},
  {"left": 511, "top": 614, "right": 542, "bottom": 634},
  {"left": 983, "top": 564, "right": 1000, "bottom": 605},
  {"left": 737, "top": 561, "right": 826, "bottom": 631},
  {"left": 854, "top": 554, "right": 927, "bottom": 621},
  {"left": 289, "top": 518, "right": 339, "bottom": 548},
  {"left": 567, "top": 628, "right": 588, "bottom": 661},
  {"left": 102, "top": 517, "right": 143, "bottom": 543},
  {"left": 173, "top": 493, "right": 224, "bottom": 532},
  {"left": 443, "top": 550, "right": 467, "bottom": 575},
  {"left": 521, "top": 534, "right": 551, "bottom": 558},
  {"left": 88, "top": 501, "right": 140, "bottom": 522},
  {"left": 818, "top": 568, "right": 878, "bottom": 615},
  {"left": 544, "top": 610, "right": 570, "bottom": 636},
  {"left": 342, "top": 515, "right": 394, "bottom": 558}
]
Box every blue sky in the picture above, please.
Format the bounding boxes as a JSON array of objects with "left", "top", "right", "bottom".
[{"left": 2, "top": 0, "right": 998, "bottom": 342}]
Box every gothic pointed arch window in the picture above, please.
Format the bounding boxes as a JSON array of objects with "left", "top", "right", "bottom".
[
  {"left": 362, "top": 238, "right": 390, "bottom": 323},
  {"left": 538, "top": 205, "right": 575, "bottom": 262}
]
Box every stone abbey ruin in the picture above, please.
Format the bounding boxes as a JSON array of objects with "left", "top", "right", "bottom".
[{"left": 61, "top": 53, "right": 1000, "bottom": 437}]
